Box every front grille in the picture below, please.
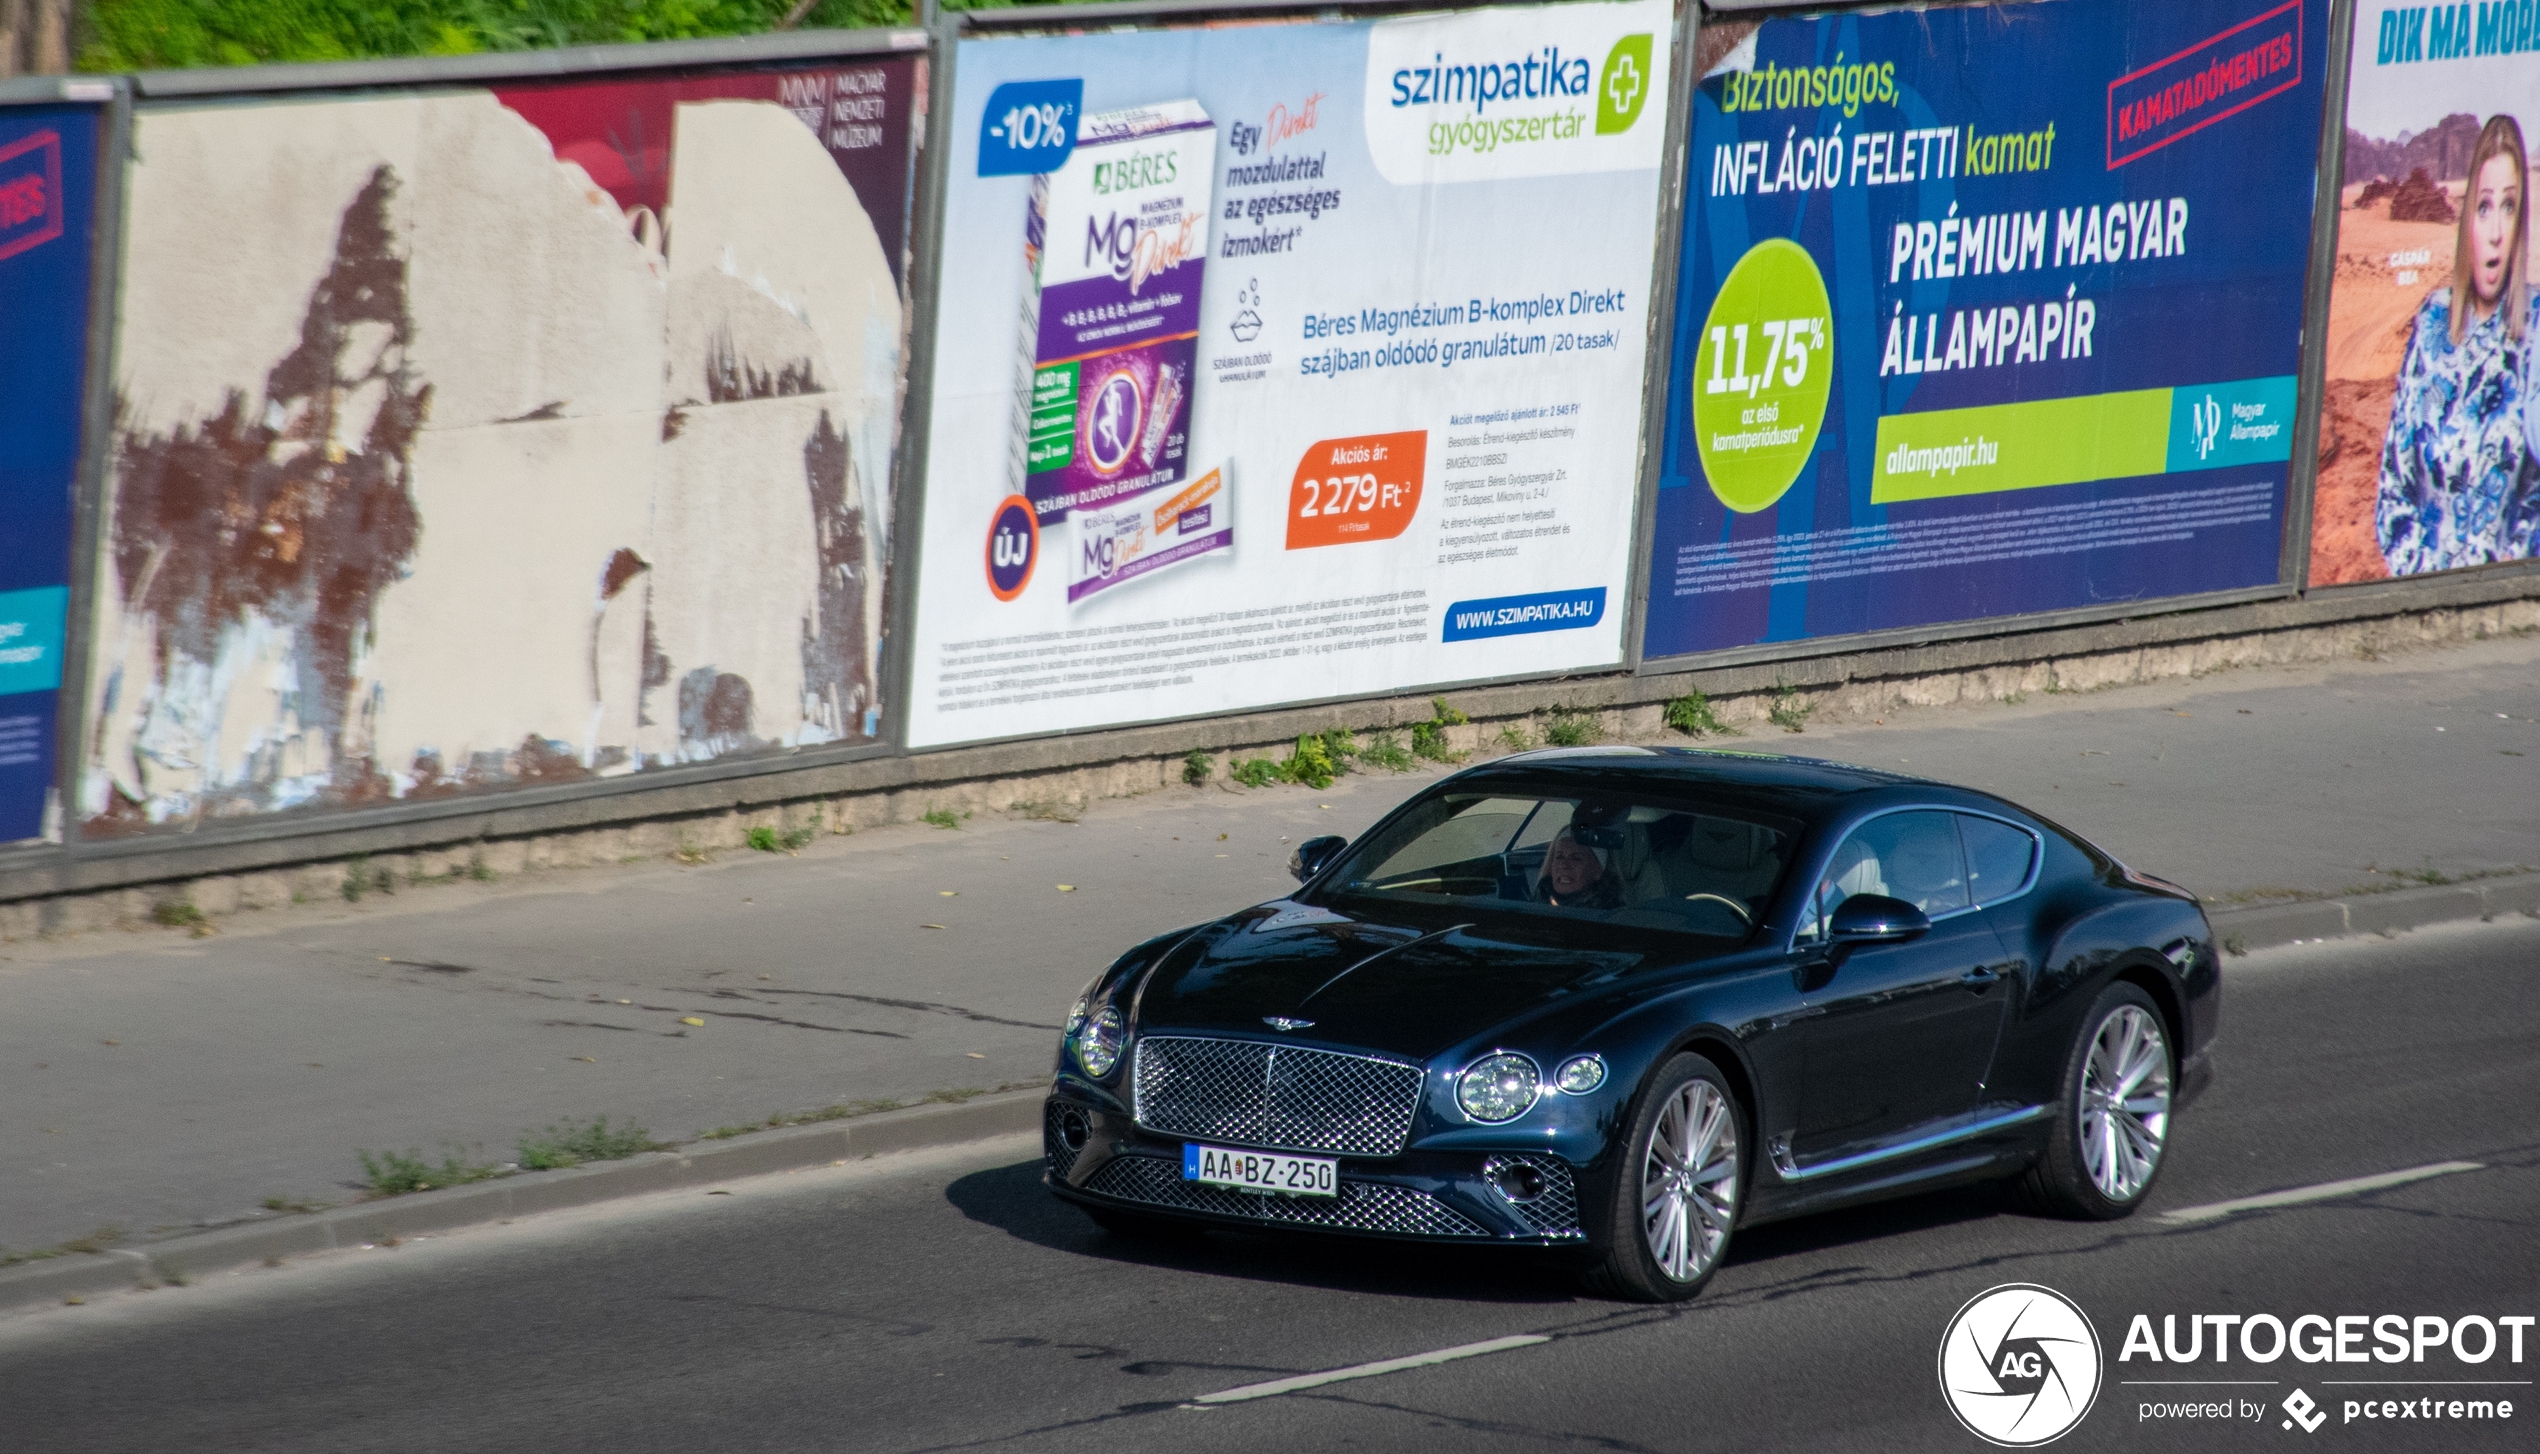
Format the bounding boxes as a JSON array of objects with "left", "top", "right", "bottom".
[
  {"left": 1483, "top": 1154, "right": 1584, "bottom": 1239},
  {"left": 1133, "top": 1036, "right": 1424, "bottom": 1156},
  {"left": 1087, "top": 1155, "right": 1489, "bottom": 1238}
]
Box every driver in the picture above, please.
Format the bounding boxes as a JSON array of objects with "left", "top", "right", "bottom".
[{"left": 1537, "top": 827, "right": 1624, "bottom": 910}]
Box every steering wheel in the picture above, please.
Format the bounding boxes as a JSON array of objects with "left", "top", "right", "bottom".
[{"left": 1682, "top": 893, "right": 1752, "bottom": 925}]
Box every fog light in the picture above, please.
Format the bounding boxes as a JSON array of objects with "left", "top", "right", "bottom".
[
  {"left": 1487, "top": 1158, "right": 1548, "bottom": 1203},
  {"left": 1059, "top": 1108, "right": 1090, "bottom": 1151}
]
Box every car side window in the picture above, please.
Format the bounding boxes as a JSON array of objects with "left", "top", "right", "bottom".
[
  {"left": 1958, "top": 814, "right": 2040, "bottom": 907},
  {"left": 1813, "top": 811, "right": 1973, "bottom": 928}
]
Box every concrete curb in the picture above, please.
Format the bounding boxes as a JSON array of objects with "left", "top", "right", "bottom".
[
  {"left": 2210, "top": 875, "right": 2540, "bottom": 955},
  {"left": 0, "top": 1088, "right": 1043, "bottom": 1315}
]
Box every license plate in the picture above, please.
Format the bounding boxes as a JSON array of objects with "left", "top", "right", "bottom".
[{"left": 1182, "top": 1143, "right": 1338, "bottom": 1198}]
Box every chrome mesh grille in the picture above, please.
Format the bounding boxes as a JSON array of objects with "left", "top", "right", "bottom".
[
  {"left": 1133, "top": 1036, "right": 1424, "bottom": 1156},
  {"left": 1483, "top": 1154, "right": 1584, "bottom": 1239},
  {"left": 1043, "top": 1102, "right": 1082, "bottom": 1181},
  {"left": 1087, "top": 1155, "right": 1489, "bottom": 1238}
]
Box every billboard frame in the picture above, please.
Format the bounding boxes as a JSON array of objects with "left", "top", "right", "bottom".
[
  {"left": 58, "top": 28, "right": 931, "bottom": 870},
  {"left": 891, "top": 0, "right": 1699, "bottom": 756}
]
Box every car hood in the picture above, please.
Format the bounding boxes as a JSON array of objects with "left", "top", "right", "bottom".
[{"left": 1129, "top": 900, "right": 1649, "bottom": 1062}]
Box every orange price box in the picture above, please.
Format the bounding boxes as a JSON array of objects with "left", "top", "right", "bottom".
[{"left": 1285, "top": 430, "right": 1426, "bottom": 550}]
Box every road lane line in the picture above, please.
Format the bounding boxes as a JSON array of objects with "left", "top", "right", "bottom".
[
  {"left": 1189, "top": 1335, "right": 1552, "bottom": 1405},
  {"left": 2159, "top": 1161, "right": 2484, "bottom": 1224}
]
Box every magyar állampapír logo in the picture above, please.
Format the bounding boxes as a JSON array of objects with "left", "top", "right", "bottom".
[{"left": 1939, "top": 1284, "right": 2105, "bottom": 1446}]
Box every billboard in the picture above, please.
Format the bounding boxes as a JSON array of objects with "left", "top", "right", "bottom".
[
  {"left": 0, "top": 92, "right": 106, "bottom": 844},
  {"left": 1639, "top": 0, "right": 2324, "bottom": 663},
  {"left": 2309, "top": 2, "right": 2538, "bottom": 585},
  {"left": 81, "top": 48, "right": 922, "bottom": 836},
  {"left": 903, "top": 1, "right": 1673, "bottom": 749}
]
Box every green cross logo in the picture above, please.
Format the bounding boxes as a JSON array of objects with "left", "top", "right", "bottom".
[{"left": 1596, "top": 34, "right": 1653, "bottom": 135}]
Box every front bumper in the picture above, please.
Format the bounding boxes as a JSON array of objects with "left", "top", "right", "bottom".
[{"left": 1042, "top": 1094, "right": 1593, "bottom": 1246}]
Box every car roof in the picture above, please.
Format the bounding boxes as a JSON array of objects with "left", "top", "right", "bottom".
[{"left": 1440, "top": 745, "right": 1992, "bottom": 827}]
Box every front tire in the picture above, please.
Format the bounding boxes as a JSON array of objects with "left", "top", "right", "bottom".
[
  {"left": 1583, "top": 1053, "right": 1744, "bottom": 1302},
  {"left": 2017, "top": 981, "right": 2175, "bottom": 1219}
]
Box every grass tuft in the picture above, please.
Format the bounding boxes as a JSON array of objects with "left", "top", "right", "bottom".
[
  {"left": 921, "top": 807, "right": 966, "bottom": 830},
  {"left": 515, "top": 1115, "right": 669, "bottom": 1170},
  {"left": 1663, "top": 691, "right": 1735, "bottom": 738},
  {"left": 357, "top": 1145, "right": 502, "bottom": 1197},
  {"left": 1229, "top": 756, "right": 1280, "bottom": 788},
  {"left": 1181, "top": 749, "right": 1214, "bottom": 786},
  {"left": 1767, "top": 685, "right": 1816, "bottom": 733},
  {"left": 1358, "top": 729, "right": 1416, "bottom": 772},
  {"left": 746, "top": 824, "right": 817, "bottom": 852},
  {"left": 1544, "top": 707, "right": 1601, "bottom": 747},
  {"left": 1410, "top": 698, "right": 1469, "bottom": 762}
]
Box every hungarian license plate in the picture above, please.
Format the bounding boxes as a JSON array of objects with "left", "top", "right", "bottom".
[{"left": 1182, "top": 1143, "right": 1338, "bottom": 1198}]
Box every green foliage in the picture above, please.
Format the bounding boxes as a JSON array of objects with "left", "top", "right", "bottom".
[
  {"left": 1497, "top": 722, "right": 1535, "bottom": 752},
  {"left": 1544, "top": 707, "right": 1600, "bottom": 748},
  {"left": 1229, "top": 756, "right": 1280, "bottom": 788},
  {"left": 515, "top": 1115, "right": 666, "bottom": 1170},
  {"left": 1409, "top": 698, "right": 1469, "bottom": 762},
  {"left": 1663, "top": 690, "right": 1735, "bottom": 738},
  {"left": 1281, "top": 733, "right": 1338, "bottom": 790},
  {"left": 150, "top": 899, "right": 207, "bottom": 930},
  {"left": 1358, "top": 729, "right": 1415, "bottom": 772},
  {"left": 745, "top": 824, "right": 816, "bottom": 852},
  {"left": 1181, "top": 749, "right": 1214, "bottom": 786},
  {"left": 357, "top": 1144, "right": 500, "bottom": 1197},
  {"left": 1767, "top": 685, "right": 1816, "bottom": 733},
  {"left": 81, "top": 0, "right": 920, "bottom": 72},
  {"left": 921, "top": 807, "right": 962, "bottom": 830}
]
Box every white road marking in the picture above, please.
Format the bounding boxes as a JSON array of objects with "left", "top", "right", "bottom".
[
  {"left": 1189, "top": 1334, "right": 1552, "bottom": 1406},
  {"left": 2159, "top": 1161, "right": 2484, "bottom": 1224}
]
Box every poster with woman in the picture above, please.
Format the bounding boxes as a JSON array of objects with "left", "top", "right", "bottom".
[{"left": 2309, "top": 7, "right": 2539, "bottom": 584}]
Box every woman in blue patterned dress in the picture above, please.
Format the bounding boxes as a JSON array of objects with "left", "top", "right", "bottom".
[{"left": 2376, "top": 115, "right": 2538, "bottom": 575}]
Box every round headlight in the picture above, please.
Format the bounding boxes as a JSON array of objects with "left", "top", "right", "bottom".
[
  {"left": 1457, "top": 1052, "right": 1541, "bottom": 1123},
  {"left": 1553, "top": 1054, "right": 1608, "bottom": 1095},
  {"left": 1075, "top": 1006, "right": 1125, "bottom": 1078}
]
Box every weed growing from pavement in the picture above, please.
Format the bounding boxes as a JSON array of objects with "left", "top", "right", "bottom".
[
  {"left": 515, "top": 1115, "right": 669, "bottom": 1170},
  {"left": 1497, "top": 722, "right": 1535, "bottom": 752},
  {"left": 1012, "top": 799, "right": 1082, "bottom": 823},
  {"left": 0, "top": 1225, "right": 123, "bottom": 1266},
  {"left": 1282, "top": 733, "right": 1340, "bottom": 789},
  {"left": 341, "top": 856, "right": 396, "bottom": 902},
  {"left": 697, "top": 1083, "right": 1042, "bottom": 1140},
  {"left": 1768, "top": 684, "right": 1816, "bottom": 733},
  {"left": 1182, "top": 750, "right": 1214, "bottom": 785},
  {"left": 922, "top": 807, "right": 967, "bottom": 830},
  {"left": 1359, "top": 729, "right": 1416, "bottom": 772},
  {"left": 357, "top": 1145, "right": 502, "bottom": 1197},
  {"left": 1410, "top": 698, "right": 1469, "bottom": 762},
  {"left": 1545, "top": 707, "right": 1601, "bottom": 747},
  {"left": 261, "top": 1195, "right": 331, "bottom": 1215},
  {"left": 465, "top": 851, "right": 497, "bottom": 882},
  {"left": 150, "top": 900, "right": 214, "bottom": 937},
  {"left": 1664, "top": 691, "right": 1736, "bottom": 738},
  {"left": 1229, "top": 756, "right": 1280, "bottom": 788},
  {"left": 746, "top": 825, "right": 817, "bottom": 853}
]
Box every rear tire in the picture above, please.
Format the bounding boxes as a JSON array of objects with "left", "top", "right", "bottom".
[
  {"left": 2015, "top": 981, "right": 2175, "bottom": 1220},
  {"left": 1582, "top": 1053, "right": 1744, "bottom": 1303}
]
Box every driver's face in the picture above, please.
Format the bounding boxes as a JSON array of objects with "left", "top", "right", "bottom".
[{"left": 1546, "top": 834, "right": 1602, "bottom": 896}]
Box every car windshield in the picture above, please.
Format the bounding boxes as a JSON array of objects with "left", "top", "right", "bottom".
[{"left": 1318, "top": 791, "right": 1796, "bottom": 939}]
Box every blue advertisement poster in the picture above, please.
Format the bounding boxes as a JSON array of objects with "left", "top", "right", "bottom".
[
  {"left": 0, "top": 98, "right": 101, "bottom": 842},
  {"left": 1639, "top": 0, "right": 2326, "bottom": 662}
]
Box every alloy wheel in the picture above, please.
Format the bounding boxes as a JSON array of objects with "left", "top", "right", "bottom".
[
  {"left": 2078, "top": 1004, "right": 2171, "bottom": 1202},
  {"left": 1640, "top": 1080, "right": 1738, "bottom": 1282}
]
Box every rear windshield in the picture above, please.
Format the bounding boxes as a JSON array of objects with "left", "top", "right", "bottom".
[{"left": 1316, "top": 791, "right": 1797, "bottom": 940}]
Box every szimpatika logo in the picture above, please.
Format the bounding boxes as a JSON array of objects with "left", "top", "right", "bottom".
[
  {"left": 1361, "top": 1, "right": 1671, "bottom": 184},
  {"left": 1939, "top": 1284, "right": 2104, "bottom": 1446}
]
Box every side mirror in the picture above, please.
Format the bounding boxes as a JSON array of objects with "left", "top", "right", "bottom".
[
  {"left": 1288, "top": 835, "right": 1347, "bottom": 883},
  {"left": 1829, "top": 894, "right": 1930, "bottom": 944}
]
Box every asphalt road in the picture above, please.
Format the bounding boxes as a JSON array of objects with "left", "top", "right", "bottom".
[
  {"left": 3, "top": 916, "right": 2533, "bottom": 1453},
  {"left": 5, "top": 633, "right": 2536, "bottom": 1253}
]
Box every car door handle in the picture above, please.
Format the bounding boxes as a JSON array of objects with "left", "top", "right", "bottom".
[{"left": 1960, "top": 965, "right": 2001, "bottom": 991}]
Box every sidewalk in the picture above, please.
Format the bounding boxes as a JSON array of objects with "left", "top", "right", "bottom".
[{"left": 4, "top": 633, "right": 2535, "bottom": 1256}]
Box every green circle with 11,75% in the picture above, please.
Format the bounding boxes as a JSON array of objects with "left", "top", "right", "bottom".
[{"left": 1693, "top": 238, "right": 1833, "bottom": 514}]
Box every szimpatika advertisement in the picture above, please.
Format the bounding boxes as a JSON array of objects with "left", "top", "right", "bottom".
[
  {"left": 2308, "top": 3, "right": 2540, "bottom": 586},
  {"left": 903, "top": 1, "right": 1671, "bottom": 749},
  {"left": 0, "top": 94, "right": 104, "bottom": 844},
  {"left": 1637, "top": 0, "right": 2324, "bottom": 663}
]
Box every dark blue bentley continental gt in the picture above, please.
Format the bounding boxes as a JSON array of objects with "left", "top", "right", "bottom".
[{"left": 1042, "top": 746, "right": 2217, "bottom": 1302}]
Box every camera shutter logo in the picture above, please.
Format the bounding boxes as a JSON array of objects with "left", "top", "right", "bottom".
[{"left": 1938, "top": 1284, "right": 2104, "bottom": 1446}]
